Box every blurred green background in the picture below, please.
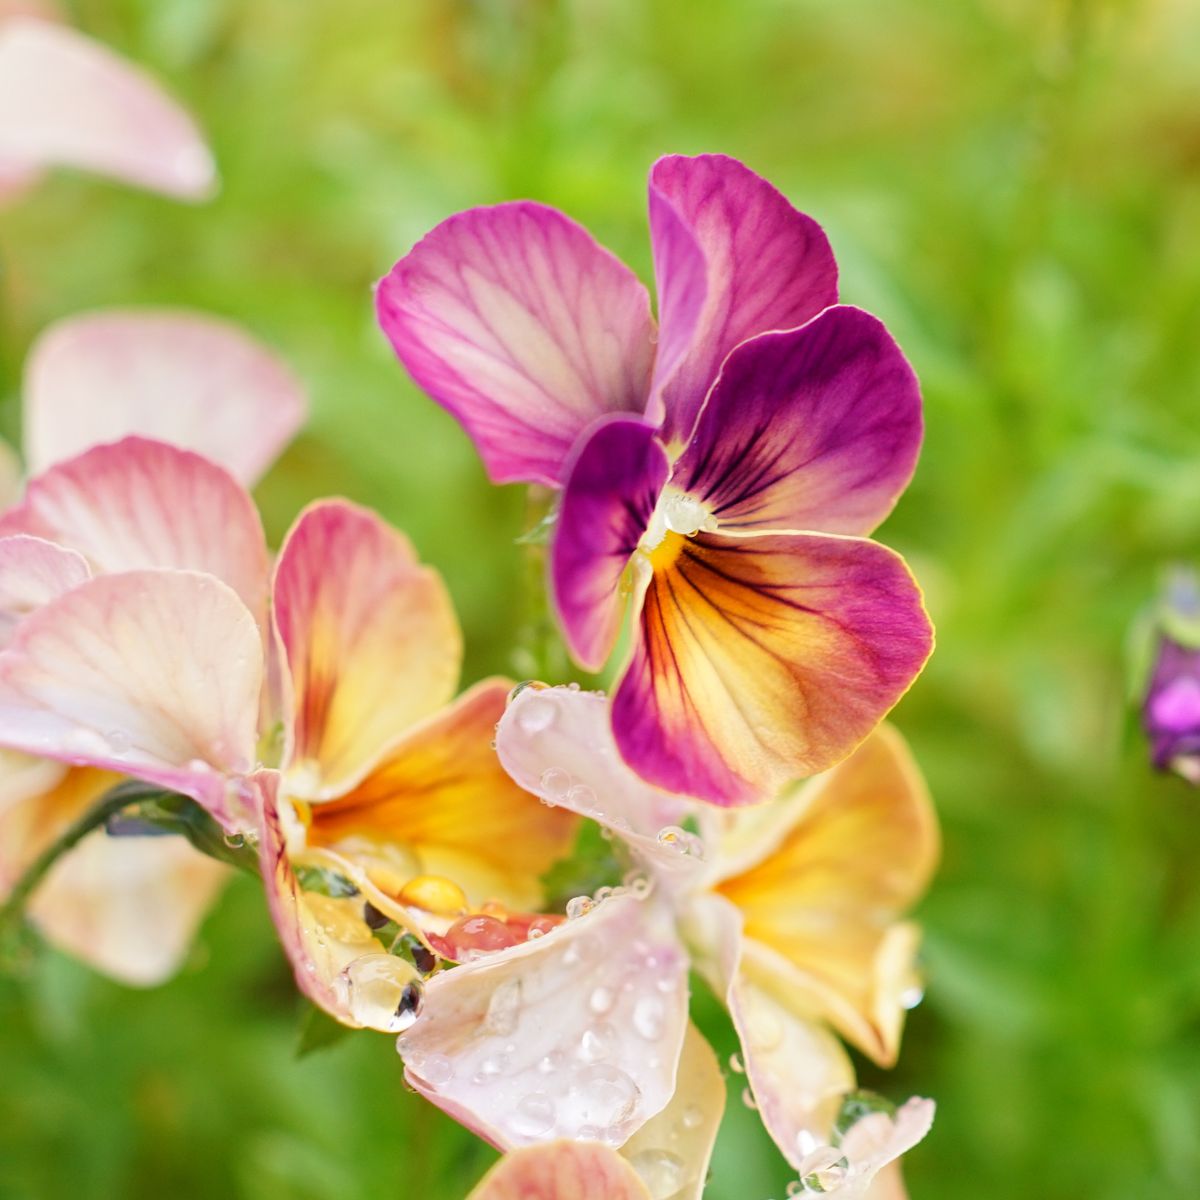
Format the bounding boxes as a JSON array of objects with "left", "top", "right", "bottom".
[{"left": 3, "top": 1, "right": 1200, "bottom": 1197}]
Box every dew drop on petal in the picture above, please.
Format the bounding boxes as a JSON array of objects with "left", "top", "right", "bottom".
[
  {"left": 339, "top": 955, "right": 422, "bottom": 1033},
  {"left": 579, "top": 1022, "right": 616, "bottom": 1063},
  {"left": 484, "top": 978, "right": 522, "bottom": 1037},
  {"left": 633, "top": 994, "right": 665, "bottom": 1041},
  {"left": 566, "top": 895, "right": 595, "bottom": 920},
  {"left": 681, "top": 1104, "right": 704, "bottom": 1129},
  {"left": 628, "top": 1149, "right": 688, "bottom": 1200},
  {"left": 517, "top": 695, "right": 557, "bottom": 734},
  {"left": 510, "top": 1091, "right": 556, "bottom": 1138},
  {"left": 742, "top": 1086, "right": 758, "bottom": 1111},
  {"left": 421, "top": 1053, "right": 454, "bottom": 1086},
  {"left": 729, "top": 1052, "right": 745, "bottom": 1074},
  {"left": 566, "top": 1062, "right": 641, "bottom": 1131},
  {"left": 565, "top": 783, "right": 596, "bottom": 810},
  {"left": 900, "top": 984, "right": 925, "bottom": 1010},
  {"left": 589, "top": 986, "right": 615, "bottom": 1015},
  {"left": 540, "top": 768, "right": 572, "bottom": 802}
]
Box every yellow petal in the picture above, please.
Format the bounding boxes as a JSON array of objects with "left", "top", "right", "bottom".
[
  {"left": 308, "top": 679, "right": 577, "bottom": 912},
  {"left": 715, "top": 725, "right": 938, "bottom": 1064}
]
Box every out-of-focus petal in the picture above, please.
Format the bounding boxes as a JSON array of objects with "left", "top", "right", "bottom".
[
  {"left": 613, "top": 531, "right": 934, "bottom": 806},
  {"left": 836, "top": 1099, "right": 934, "bottom": 1197},
  {"left": 648, "top": 154, "right": 838, "bottom": 445},
  {"left": 273, "top": 500, "right": 460, "bottom": 799},
  {"left": 0, "top": 438, "right": 21, "bottom": 509},
  {"left": 0, "top": 535, "right": 89, "bottom": 645},
  {"left": 551, "top": 417, "right": 668, "bottom": 671},
  {"left": 0, "top": 756, "right": 227, "bottom": 985},
  {"left": 466, "top": 1141, "right": 652, "bottom": 1200},
  {"left": 257, "top": 773, "right": 425, "bottom": 1029},
  {"left": 0, "top": 18, "right": 215, "bottom": 200},
  {"left": 864, "top": 1165, "right": 909, "bottom": 1200},
  {"left": 672, "top": 309, "right": 922, "bottom": 536},
  {"left": 0, "top": 570, "right": 263, "bottom": 828},
  {"left": 308, "top": 679, "right": 577, "bottom": 913},
  {"left": 0, "top": 437, "right": 269, "bottom": 621},
  {"left": 24, "top": 310, "right": 305, "bottom": 485},
  {"left": 497, "top": 685, "right": 700, "bottom": 884},
  {"left": 715, "top": 726, "right": 938, "bottom": 1064},
  {"left": 376, "top": 201, "right": 656, "bottom": 487},
  {"left": 399, "top": 894, "right": 689, "bottom": 1150},
  {"left": 620, "top": 1023, "right": 724, "bottom": 1200}
]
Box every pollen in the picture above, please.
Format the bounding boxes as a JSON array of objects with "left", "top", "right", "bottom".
[{"left": 396, "top": 873, "right": 470, "bottom": 916}]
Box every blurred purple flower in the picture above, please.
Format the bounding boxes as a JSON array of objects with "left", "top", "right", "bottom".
[{"left": 1143, "top": 569, "right": 1200, "bottom": 785}]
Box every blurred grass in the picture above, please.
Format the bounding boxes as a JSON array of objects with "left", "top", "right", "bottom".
[{"left": 3, "top": 0, "right": 1200, "bottom": 1197}]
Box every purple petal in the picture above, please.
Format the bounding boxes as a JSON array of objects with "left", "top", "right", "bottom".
[
  {"left": 673, "top": 307, "right": 922, "bottom": 536},
  {"left": 550, "top": 416, "right": 669, "bottom": 671},
  {"left": 377, "top": 202, "right": 656, "bottom": 487},
  {"left": 648, "top": 155, "right": 838, "bottom": 445}
]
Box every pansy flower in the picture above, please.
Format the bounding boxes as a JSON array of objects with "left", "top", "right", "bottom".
[
  {"left": 394, "top": 683, "right": 938, "bottom": 1192},
  {"left": 0, "top": 6, "right": 215, "bottom": 203},
  {"left": 377, "top": 154, "right": 933, "bottom": 806},
  {"left": 0, "top": 313, "right": 304, "bottom": 982},
  {"left": 1141, "top": 567, "right": 1200, "bottom": 786}
]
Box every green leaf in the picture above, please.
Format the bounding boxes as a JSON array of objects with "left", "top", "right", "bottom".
[
  {"left": 295, "top": 1004, "right": 355, "bottom": 1059},
  {"left": 539, "top": 820, "right": 626, "bottom": 914}
]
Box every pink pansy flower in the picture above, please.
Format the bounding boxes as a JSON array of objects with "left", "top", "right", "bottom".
[
  {"left": 392, "top": 683, "right": 936, "bottom": 1188},
  {"left": 377, "top": 154, "right": 933, "bottom": 807},
  {"left": 0, "top": 8, "right": 215, "bottom": 203},
  {"left": 0, "top": 315, "right": 304, "bottom": 983}
]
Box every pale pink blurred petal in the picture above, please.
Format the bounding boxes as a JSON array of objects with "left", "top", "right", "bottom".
[
  {"left": 0, "top": 534, "right": 89, "bottom": 646},
  {"left": 273, "top": 500, "right": 460, "bottom": 799},
  {"left": 466, "top": 1140, "right": 652, "bottom": 1200},
  {"left": 0, "top": 437, "right": 270, "bottom": 623},
  {"left": 24, "top": 310, "right": 306, "bottom": 485},
  {"left": 0, "top": 754, "right": 227, "bottom": 985},
  {"left": 0, "top": 570, "right": 263, "bottom": 829},
  {"left": 0, "top": 18, "right": 215, "bottom": 200},
  {"left": 399, "top": 894, "right": 689, "bottom": 1150},
  {"left": 619, "top": 1023, "right": 725, "bottom": 1200}
]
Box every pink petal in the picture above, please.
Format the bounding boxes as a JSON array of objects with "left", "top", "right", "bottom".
[
  {"left": 613, "top": 531, "right": 934, "bottom": 806},
  {"left": 648, "top": 154, "right": 838, "bottom": 444},
  {"left": 399, "top": 894, "right": 689, "bottom": 1150},
  {"left": 466, "top": 1141, "right": 652, "bottom": 1200},
  {"left": 550, "top": 417, "right": 668, "bottom": 671},
  {"left": 0, "top": 534, "right": 89, "bottom": 646},
  {"left": 672, "top": 308, "right": 922, "bottom": 536},
  {"left": 273, "top": 500, "right": 460, "bottom": 798},
  {"left": 376, "top": 202, "right": 656, "bottom": 487},
  {"left": 0, "top": 569, "right": 263, "bottom": 828},
  {"left": 24, "top": 310, "right": 306, "bottom": 485},
  {"left": 497, "top": 685, "right": 701, "bottom": 884},
  {"left": 0, "top": 18, "right": 216, "bottom": 200},
  {"left": 0, "top": 437, "right": 270, "bottom": 623}
]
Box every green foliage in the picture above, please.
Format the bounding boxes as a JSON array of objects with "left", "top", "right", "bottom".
[
  {"left": 2, "top": 1, "right": 1200, "bottom": 1197},
  {"left": 539, "top": 820, "right": 627, "bottom": 915}
]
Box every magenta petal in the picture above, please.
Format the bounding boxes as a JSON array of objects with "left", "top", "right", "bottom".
[
  {"left": 377, "top": 202, "right": 656, "bottom": 487},
  {"left": 24, "top": 310, "right": 306, "bottom": 486},
  {"left": 0, "top": 18, "right": 215, "bottom": 200},
  {"left": 673, "top": 307, "right": 922, "bottom": 536},
  {"left": 648, "top": 155, "right": 838, "bottom": 445},
  {"left": 550, "top": 417, "right": 668, "bottom": 671}
]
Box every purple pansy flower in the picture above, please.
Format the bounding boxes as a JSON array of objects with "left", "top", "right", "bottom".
[
  {"left": 1143, "top": 568, "right": 1200, "bottom": 785},
  {"left": 377, "top": 154, "right": 933, "bottom": 807}
]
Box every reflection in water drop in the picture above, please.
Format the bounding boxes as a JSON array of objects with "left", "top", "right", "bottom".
[{"left": 340, "top": 955, "right": 422, "bottom": 1033}]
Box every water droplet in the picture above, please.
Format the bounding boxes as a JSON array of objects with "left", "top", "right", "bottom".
[
  {"left": 741, "top": 1086, "right": 758, "bottom": 1111},
  {"left": 478, "top": 1052, "right": 509, "bottom": 1078},
  {"left": 900, "top": 984, "right": 925, "bottom": 1010},
  {"left": 656, "top": 825, "right": 705, "bottom": 860},
  {"left": 681, "top": 1104, "right": 704, "bottom": 1129},
  {"left": 223, "top": 831, "right": 246, "bottom": 850},
  {"left": 510, "top": 1091, "right": 556, "bottom": 1138},
  {"left": 797, "top": 1147, "right": 848, "bottom": 1193},
  {"left": 397, "top": 874, "right": 469, "bottom": 916},
  {"left": 105, "top": 729, "right": 131, "bottom": 755},
  {"left": 578, "top": 1022, "right": 616, "bottom": 1063},
  {"left": 628, "top": 1148, "right": 688, "bottom": 1200},
  {"left": 729, "top": 1052, "right": 744, "bottom": 1074},
  {"left": 565, "top": 783, "right": 596, "bottom": 811},
  {"left": 832, "top": 1090, "right": 897, "bottom": 1142},
  {"left": 566, "top": 1063, "right": 641, "bottom": 1132},
  {"left": 484, "top": 979, "right": 522, "bottom": 1037},
  {"left": 566, "top": 895, "right": 595, "bottom": 920},
  {"left": 633, "top": 994, "right": 665, "bottom": 1041},
  {"left": 540, "top": 768, "right": 571, "bottom": 802},
  {"left": 339, "top": 955, "right": 422, "bottom": 1033},
  {"left": 421, "top": 1053, "right": 453, "bottom": 1085},
  {"left": 517, "top": 695, "right": 557, "bottom": 734},
  {"left": 589, "top": 986, "right": 615, "bottom": 1015},
  {"left": 443, "top": 914, "right": 520, "bottom": 957},
  {"left": 537, "top": 1050, "right": 563, "bottom": 1074}
]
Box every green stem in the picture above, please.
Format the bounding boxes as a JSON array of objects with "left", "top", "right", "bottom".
[{"left": 0, "top": 780, "right": 158, "bottom": 935}]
